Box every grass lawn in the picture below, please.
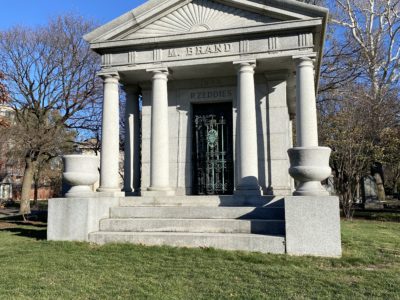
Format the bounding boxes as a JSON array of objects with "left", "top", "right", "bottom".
[{"left": 0, "top": 219, "right": 399, "bottom": 299}]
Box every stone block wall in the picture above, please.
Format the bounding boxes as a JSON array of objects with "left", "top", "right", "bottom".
[{"left": 140, "top": 75, "right": 292, "bottom": 196}]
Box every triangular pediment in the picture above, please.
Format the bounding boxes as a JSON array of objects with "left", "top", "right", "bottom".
[
  {"left": 84, "top": 0, "right": 328, "bottom": 45},
  {"left": 123, "top": 0, "right": 279, "bottom": 40}
]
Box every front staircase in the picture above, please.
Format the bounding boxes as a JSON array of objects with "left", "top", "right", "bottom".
[{"left": 88, "top": 196, "right": 286, "bottom": 254}]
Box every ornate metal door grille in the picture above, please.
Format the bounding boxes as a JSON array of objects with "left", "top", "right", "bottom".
[{"left": 192, "top": 103, "right": 233, "bottom": 195}]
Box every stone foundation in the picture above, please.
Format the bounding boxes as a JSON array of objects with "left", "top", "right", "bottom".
[
  {"left": 48, "top": 195, "right": 342, "bottom": 257},
  {"left": 284, "top": 196, "right": 342, "bottom": 257},
  {"left": 47, "top": 197, "right": 119, "bottom": 242}
]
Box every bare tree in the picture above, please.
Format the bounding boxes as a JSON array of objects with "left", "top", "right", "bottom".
[
  {"left": 318, "top": 0, "right": 400, "bottom": 216},
  {"left": 376, "top": 126, "right": 400, "bottom": 195},
  {"left": 331, "top": 1, "right": 400, "bottom": 94},
  {"left": 319, "top": 85, "right": 379, "bottom": 218},
  {"left": 0, "top": 14, "right": 101, "bottom": 217},
  {"left": 327, "top": 0, "right": 400, "bottom": 131},
  {"left": 0, "top": 72, "right": 9, "bottom": 104},
  {"left": 296, "top": 0, "right": 325, "bottom": 5}
]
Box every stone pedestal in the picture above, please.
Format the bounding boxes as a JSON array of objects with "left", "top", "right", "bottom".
[
  {"left": 284, "top": 196, "right": 342, "bottom": 257},
  {"left": 234, "top": 61, "right": 261, "bottom": 195},
  {"left": 47, "top": 197, "right": 119, "bottom": 241}
]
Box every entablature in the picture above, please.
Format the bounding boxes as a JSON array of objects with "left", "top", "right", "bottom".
[{"left": 98, "top": 29, "right": 317, "bottom": 71}]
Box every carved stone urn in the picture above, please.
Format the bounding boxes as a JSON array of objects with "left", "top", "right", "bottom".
[
  {"left": 63, "top": 155, "right": 99, "bottom": 198},
  {"left": 288, "top": 147, "right": 331, "bottom": 196}
]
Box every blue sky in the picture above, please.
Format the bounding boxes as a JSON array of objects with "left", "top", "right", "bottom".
[{"left": 0, "top": 0, "right": 147, "bottom": 29}]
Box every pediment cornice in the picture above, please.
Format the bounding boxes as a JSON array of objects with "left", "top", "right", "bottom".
[
  {"left": 84, "top": 0, "right": 328, "bottom": 49},
  {"left": 89, "top": 18, "right": 322, "bottom": 51}
]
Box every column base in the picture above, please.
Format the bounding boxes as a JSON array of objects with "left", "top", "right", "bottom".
[
  {"left": 142, "top": 187, "right": 175, "bottom": 197},
  {"left": 96, "top": 187, "right": 125, "bottom": 197}
]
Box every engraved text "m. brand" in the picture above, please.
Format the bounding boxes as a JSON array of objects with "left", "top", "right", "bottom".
[{"left": 168, "top": 43, "right": 233, "bottom": 58}]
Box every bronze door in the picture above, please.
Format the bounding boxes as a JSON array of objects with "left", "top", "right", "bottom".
[{"left": 192, "top": 103, "right": 234, "bottom": 195}]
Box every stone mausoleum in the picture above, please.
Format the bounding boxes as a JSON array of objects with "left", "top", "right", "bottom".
[{"left": 48, "top": 0, "right": 342, "bottom": 257}]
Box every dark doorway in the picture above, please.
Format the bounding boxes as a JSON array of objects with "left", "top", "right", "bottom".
[{"left": 192, "top": 102, "right": 234, "bottom": 195}]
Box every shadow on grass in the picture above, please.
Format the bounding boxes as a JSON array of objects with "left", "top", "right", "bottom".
[
  {"left": 0, "top": 210, "right": 48, "bottom": 222},
  {"left": 0, "top": 226, "right": 47, "bottom": 240},
  {"left": 0, "top": 214, "right": 47, "bottom": 241},
  {"left": 5, "top": 221, "right": 47, "bottom": 228}
]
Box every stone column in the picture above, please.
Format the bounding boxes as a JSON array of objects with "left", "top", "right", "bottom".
[
  {"left": 295, "top": 57, "right": 318, "bottom": 147},
  {"left": 287, "top": 57, "right": 331, "bottom": 196},
  {"left": 146, "top": 68, "right": 173, "bottom": 195},
  {"left": 123, "top": 86, "right": 140, "bottom": 194},
  {"left": 98, "top": 73, "right": 121, "bottom": 193},
  {"left": 234, "top": 61, "right": 261, "bottom": 195}
]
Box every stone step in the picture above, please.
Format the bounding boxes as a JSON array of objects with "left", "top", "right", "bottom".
[
  {"left": 99, "top": 218, "right": 285, "bottom": 235},
  {"left": 89, "top": 231, "right": 286, "bottom": 254},
  {"left": 110, "top": 206, "right": 285, "bottom": 220},
  {"left": 119, "top": 195, "right": 284, "bottom": 207}
]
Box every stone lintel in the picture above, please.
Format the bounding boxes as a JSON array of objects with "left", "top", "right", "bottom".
[
  {"left": 122, "top": 85, "right": 139, "bottom": 94},
  {"left": 264, "top": 69, "right": 290, "bottom": 81}
]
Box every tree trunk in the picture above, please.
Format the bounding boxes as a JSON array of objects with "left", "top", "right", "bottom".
[
  {"left": 342, "top": 190, "right": 354, "bottom": 220},
  {"left": 356, "top": 175, "right": 360, "bottom": 203},
  {"left": 20, "top": 156, "right": 36, "bottom": 217},
  {"left": 393, "top": 177, "right": 399, "bottom": 195},
  {"left": 33, "top": 177, "right": 39, "bottom": 210},
  {"left": 373, "top": 173, "right": 386, "bottom": 202}
]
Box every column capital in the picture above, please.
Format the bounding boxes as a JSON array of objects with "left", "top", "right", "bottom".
[
  {"left": 233, "top": 60, "right": 256, "bottom": 71},
  {"left": 98, "top": 72, "right": 120, "bottom": 83},
  {"left": 147, "top": 67, "right": 169, "bottom": 75},
  {"left": 292, "top": 55, "right": 316, "bottom": 67},
  {"left": 146, "top": 67, "right": 169, "bottom": 81}
]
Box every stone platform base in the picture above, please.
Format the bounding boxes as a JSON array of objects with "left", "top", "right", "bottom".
[
  {"left": 47, "top": 195, "right": 342, "bottom": 257},
  {"left": 47, "top": 197, "right": 119, "bottom": 241},
  {"left": 90, "top": 232, "right": 285, "bottom": 254},
  {"left": 284, "top": 196, "right": 342, "bottom": 257}
]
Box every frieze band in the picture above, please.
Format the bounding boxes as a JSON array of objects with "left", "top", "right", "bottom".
[{"left": 100, "top": 33, "right": 315, "bottom": 67}]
